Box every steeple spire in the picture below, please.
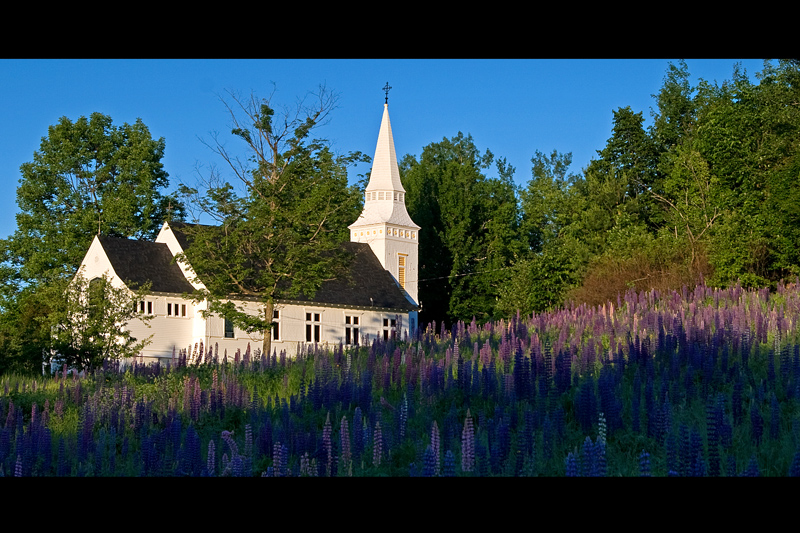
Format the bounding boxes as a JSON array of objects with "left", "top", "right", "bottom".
[
  {"left": 365, "top": 103, "right": 405, "bottom": 195},
  {"left": 349, "top": 99, "right": 420, "bottom": 306}
]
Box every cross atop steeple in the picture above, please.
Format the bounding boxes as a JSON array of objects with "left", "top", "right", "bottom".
[{"left": 383, "top": 82, "right": 392, "bottom": 104}]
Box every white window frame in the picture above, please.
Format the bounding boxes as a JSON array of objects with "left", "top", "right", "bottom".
[
  {"left": 305, "top": 310, "right": 321, "bottom": 343},
  {"left": 344, "top": 314, "right": 360, "bottom": 345},
  {"left": 224, "top": 316, "right": 235, "bottom": 339},
  {"left": 383, "top": 317, "right": 397, "bottom": 341},
  {"left": 272, "top": 308, "right": 281, "bottom": 341}
]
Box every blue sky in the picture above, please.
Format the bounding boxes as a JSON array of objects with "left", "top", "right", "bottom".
[{"left": 0, "top": 58, "right": 768, "bottom": 240}]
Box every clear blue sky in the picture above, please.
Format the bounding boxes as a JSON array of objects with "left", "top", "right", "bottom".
[{"left": 0, "top": 58, "right": 767, "bottom": 240}]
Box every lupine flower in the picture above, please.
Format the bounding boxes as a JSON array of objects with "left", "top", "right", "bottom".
[
  {"left": 207, "top": 440, "right": 216, "bottom": 477},
  {"left": 400, "top": 393, "right": 408, "bottom": 440},
  {"left": 639, "top": 450, "right": 651, "bottom": 477},
  {"left": 340, "top": 416, "right": 352, "bottom": 477},
  {"left": 323, "top": 412, "right": 332, "bottom": 477},
  {"left": 431, "top": 420, "right": 440, "bottom": 477},
  {"left": 461, "top": 410, "right": 475, "bottom": 473},
  {"left": 422, "top": 445, "right": 436, "bottom": 477},
  {"left": 565, "top": 452, "right": 578, "bottom": 477},
  {"left": 598, "top": 412, "right": 607, "bottom": 446},
  {"left": 745, "top": 454, "right": 760, "bottom": 477},
  {"left": 373, "top": 422, "right": 382, "bottom": 468}
]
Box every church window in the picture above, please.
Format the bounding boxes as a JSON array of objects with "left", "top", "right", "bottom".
[
  {"left": 378, "top": 192, "right": 385, "bottom": 200},
  {"left": 345, "top": 315, "right": 360, "bottom": 345},
  {"left": 272, "top": 309, "right": 280, "bottom": 341},
  {"left": 383, "top": 317, "right": 397, "bottom": 341},
  {"left": 224, "top": 317, "right": 234, "bottom": 338},
  {"left": 306, "top": 312, "right": 321, "bottom": 343},
  {"left": 394, "top": 192, "right": 398, "bottom": 201},
  {"left": 182, "top": 304, "right": 187, "bottom": 317},
  {"left": 398, "top": 254, "right": 407, "bottom": 288},
  {"left": 167, "top": 303, "right": 173, "bottom": 316},
  {"left": 147, "top": 301, "right": 153, "bottom": 315}
]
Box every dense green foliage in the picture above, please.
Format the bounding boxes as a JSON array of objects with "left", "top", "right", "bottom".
[
  {"left": 404, "top": 59, "right": 800, "bottom": 324},
  {"left": 48, "top": 273, "right": 153, "bottom": 372},
  {"left": 1, "top": 113, "right": 182, "bottom": 289},
  {"left": 400, "top": 133, "right": 522, "bottom": 326},
  {"left": 0, "top": 113, "right": 183, "bottom": 374},
  {"left": 177, "top": 88, "right": 368, "bottom": 356}
]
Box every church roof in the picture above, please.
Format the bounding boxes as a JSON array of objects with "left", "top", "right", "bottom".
[
  {"left": 288, "top": 241, "right": 416, "bottom": 311},
  {"left": 163, "top": 220, "right": 214, "bottom": 252},
  {"left": 97, "top": 235, "right": 196, "bottom": 294},
  {"left": 349, "top": 104, "right": 420, "bottom": 230},
  {"left": 366, "top": 104, "right": 405, "bottom": 194},
  {"left": 105, "top": 225, "right": 416, "bottom": 311}
]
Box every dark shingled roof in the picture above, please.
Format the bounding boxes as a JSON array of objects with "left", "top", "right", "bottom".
[
  {"left": 166, "top": 221, "right": 213, "bottom": 252},
  {"left": 99, "top": 227, "right": 416, "bottom": 311},
  {"left": 290, "top": 241, "right": 417, "bottom": 311},
  {"left": 98, "top": 235, "right": 196, "bottom": 294}
]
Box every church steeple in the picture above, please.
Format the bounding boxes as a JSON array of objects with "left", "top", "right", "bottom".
[{"left": 350, "top": 98, "right": 420, "bottom": 306}]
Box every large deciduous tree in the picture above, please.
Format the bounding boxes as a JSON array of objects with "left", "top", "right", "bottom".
[
  {"left": 1, "top": 112, "right": 182, "bottom": 289},
  {"left": 400, "top": 132, "right": 522, "bottom": 326},
  {"left": 0, "top": 112, "right": 183, "bottom": 374},
  {"left": 497, "top": 150, "right": 587, "bottom": 315},
  {"left": 178, "top": 86, "right": 367, "bottom": 357}
]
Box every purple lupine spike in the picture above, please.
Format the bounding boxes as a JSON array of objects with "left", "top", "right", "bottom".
[
  {"left": 565, "top": 452, "right": 578, "bottom": 477},
  {"left": 221, "top": 453, "right": 230, "bottom": 476},
  {"left": 272, "top": 442, "right": 283, "bottom": 477},
  {"left": 231, "top": 455, "right": 243, "bottom": 477},
  {"left": 15, "top": 454, "right": 22, "bottom": 477},
  {"left": 340, "top": 416, "right": 351, "bottom": 477},
  {"left": 431, "top": 420, "right": 440, "bottom": 477},
  {"left": 373, "top": 422, "right": 382, "bottom": 468},
  {"left": 222, "top": 430, "right": 239, "bottom": 458},
  {"left": 323, "top": 412, "right": 332, "bottom": 477},
  {"left": 422, "top": 445, "right": 436, "bottom": 477},
  {"left": 443, "top": 450, "right": 456, "bottom": 477},
  {"left": 461, "top": 409, "right": 475, "bottom": 473},
  {"left": 207, "top": 440, "right": 216, "bottom": 477},
  {"left": 245, "top": 424, "right": 253, "bottom": 458}
]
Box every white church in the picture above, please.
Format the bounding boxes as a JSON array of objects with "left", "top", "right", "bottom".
[{"left": 75, "top": 101, "right": 420, "bottom": 365}]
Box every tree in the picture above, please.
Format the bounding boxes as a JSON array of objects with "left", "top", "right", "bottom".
[
  {"left": 1, "top": 112, "right": 183, "bottom": 290},
  {"left": 48, "top": 271, "right": 153, "bottom": 372},
  {"left": 400, "top": 132, "right": 522, "bottom": 325},
  {"left": 497, "top": 150, "right": 587, "bottom": 315},
  {"left": 178, "top": 86, "right": 367, "bottom": 356},
  {"left": 0, "top": 112, "right": 183, "bottom": 373},
  {"left": 591, "top": 106, "right": 663, "bottom": 229}
]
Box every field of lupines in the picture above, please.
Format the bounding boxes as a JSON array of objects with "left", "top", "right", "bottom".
[{"left": 3, "top": 281, "right": 800, "bottom": 476}]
